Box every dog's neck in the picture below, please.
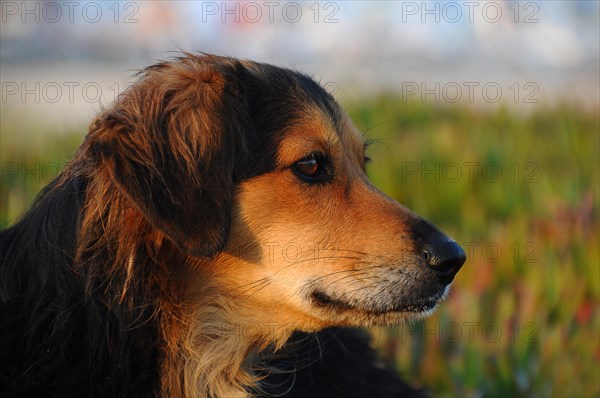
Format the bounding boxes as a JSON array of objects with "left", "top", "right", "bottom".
[{"left": 160, "top": 270, "right": 295, "bottom": 398}]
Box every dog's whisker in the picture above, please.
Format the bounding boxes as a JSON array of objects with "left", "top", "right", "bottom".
[
  {"left": 312, "top": 248, "right": 369, "bottom": 256},
  {"left": 310, "top": 268, "right": 366, "bottom": 281},
  {"left": 233, "top": 279, "right": 272, "bottom": 298},
  {"left": 284, "top": 255, "right": 363, "bottom": 266},
  {"left": 231, "top": 277, "right": 270, "bottom": 291},
  {"left": 320, "top": 272, "right": 373, "bottom": 291},
  {"left": 241, "top": 279, "right": 273, "bottom": 299}
]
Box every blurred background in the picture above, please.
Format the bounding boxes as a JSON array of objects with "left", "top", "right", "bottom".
[{"left": 1, "top": 1, "right": 598, "bottom": 397}]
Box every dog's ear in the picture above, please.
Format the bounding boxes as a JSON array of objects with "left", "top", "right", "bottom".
[{"left": 87, "top": 56, "right": 248, "bottom": 257}]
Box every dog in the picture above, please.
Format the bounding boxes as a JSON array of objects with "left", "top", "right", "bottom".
[{"left": 0, "top": 53, "right": 465, "bottom": 397}]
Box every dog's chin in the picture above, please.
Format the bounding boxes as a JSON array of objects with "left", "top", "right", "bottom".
[{"left": 310, "top": 285, "right": 452, "bottom": 326}]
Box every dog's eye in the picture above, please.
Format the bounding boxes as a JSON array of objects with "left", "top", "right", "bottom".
[
  {"left": 292, "top": 154, "right": 330, "bottom": 183},
  {"left": 296, "top": 158, "right": 319, "bottom": 176}
]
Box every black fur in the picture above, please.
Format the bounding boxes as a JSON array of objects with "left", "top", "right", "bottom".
[
  {"left": 0, "top": 183, "right": 424, "bottom": 397},
  {"left": 0, "top": 176, "right": 160, "bottom": 397},
  {"left": 0, "top": 54, "right": 424, "bottom": 397},
  {"left": 258, "top": 328, "right": 424, "bottom": 397}
]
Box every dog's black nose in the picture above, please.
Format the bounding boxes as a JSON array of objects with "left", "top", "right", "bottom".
[
  {"left": 411, "top": 218, "right": 466, "bottom": 283},
  {"left": 423, "top": 239, "right": 466, "bottom": 279}
]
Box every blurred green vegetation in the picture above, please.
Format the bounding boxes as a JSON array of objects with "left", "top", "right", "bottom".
[
  {"left": 348, "top": 98, "right": 599, "bottom": 398},
  {"left": 1, "top": 98, "right": 598, "bottom": 397}
]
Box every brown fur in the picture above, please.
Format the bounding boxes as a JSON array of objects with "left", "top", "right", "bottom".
[{"left": 1, "top": 53, "right": 464, "bottom": 397}]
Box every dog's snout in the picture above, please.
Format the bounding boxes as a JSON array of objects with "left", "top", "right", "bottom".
[
  {"left": 423, "top": 239, "right": 466, "bottom": 278},
  {"left": 411, "top": 218, "right": 465, "bottom": 281}
]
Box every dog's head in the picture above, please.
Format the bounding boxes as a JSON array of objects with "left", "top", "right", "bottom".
[{"left": 87, "top": 53, "right": 465, "bottom": 329}]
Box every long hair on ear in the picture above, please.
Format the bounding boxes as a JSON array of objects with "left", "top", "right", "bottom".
[{"left": 84, "top": 54, "right": 251, "bottom": 257}]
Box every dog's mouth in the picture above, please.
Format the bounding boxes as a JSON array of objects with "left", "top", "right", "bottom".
[{"left": 310, "top": 286, "right": 449, "bottom": 317}]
